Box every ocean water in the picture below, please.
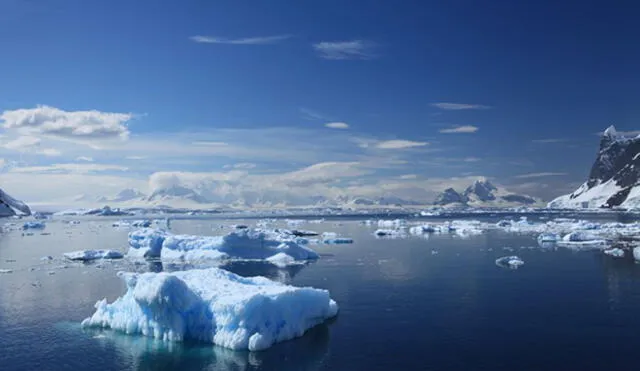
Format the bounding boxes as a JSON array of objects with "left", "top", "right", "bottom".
[{"left": 2, "top": 216, "right": 640, "bottom": 370}]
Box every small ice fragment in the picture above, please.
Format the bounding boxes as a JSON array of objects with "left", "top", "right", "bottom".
[
  {"left": 41, "top": 256, "right": 54, "bottom": 261},
  {"left": 0, "top": 269, "right": 13, "bottom": 274},
  {"left": 323, "top": 238, "right": 354, "bottom": 244},
  {"left": 603, "top": 248, "right": 625, "bottom": 258},
  {"left": 266, "top": 252, "right": 297, "bottom": 268},
  {"left": 495, "top": 255, "right": 525, "bottom": 269},
  {"left": 22, "top": 221, "right": 46, "bottom": 230}
]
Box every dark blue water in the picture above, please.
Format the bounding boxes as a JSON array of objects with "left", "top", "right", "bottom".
[{"left": 2, "top": 217, "right": 640, "bottom": 370}]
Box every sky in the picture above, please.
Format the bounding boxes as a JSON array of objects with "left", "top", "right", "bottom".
[{"left": 1, "top": 0, "right": 640, "bottom": 207}]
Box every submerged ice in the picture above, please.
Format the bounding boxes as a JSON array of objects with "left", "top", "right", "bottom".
[{"left": 81, "top": 268, "right": 338, "bottom": 351}]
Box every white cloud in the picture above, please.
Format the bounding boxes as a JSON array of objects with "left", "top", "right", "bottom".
[
  {"left": 439, "top": 125, "right": 479, "bottom": 134},
  {"left": 223, "top": 162, "right": 257, "bottom": 170},
  {"left": 430, "top": 103, "right": 490, "bottom": 110},
  {"left": 375, "top": 139, "right": 428, "bottom": 149},
  {"left": 3, "top": 136, "right": 41, "bottom": 150},
  {"left": 399, "top": 174, "right": 417, "bottom": 180},
  {"left": 126, "top": 155, "right": 147, "bottom": 160},
  {"left": 39, "top": 148, "right": 62, "bottom": 157},
  {"left": 192, "top": 141, "right": 229, "bottom": 147},
  {"left": 514, "top": 172, "right": 567, "bottom": 179},
  {"left": 313, "top": 40, "right": 377, "bottom": 60},
  {"left": 325, "top": 122, "right": 349, "bottom": 129},
  {"left": 10, "top": 163, "right": 129, "bottom": 174},
  {"left": 76, "top": 156, "right": 94, "bottom": 162},
  {"left": 531, "top": 138, "right": 566, "bottom": 143},
  {"left": 189, "top": 35, "right": 292, "bottom": 45},
  {"left": 463, "top": 157, "right": 480, "bottom": 162},
  {"left": 1, "top": 105, "right": 131, "bottom": 142}
]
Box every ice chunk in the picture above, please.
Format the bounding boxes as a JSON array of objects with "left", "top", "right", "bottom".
[
  {"left": 409, "top": 225, "right": 436, "bottom": 234},
  {"left": 377, "top": 219, "right": 406, "bottom": 228},
  {"left": 495, "top": 256, "right": 524, "bottom": 269},
  {"left": 131, "top": 220, "right": 152, "bottom": 228},
  {"left": 64, "top": 250, "right": 124, "bottom": 261},
  {"left": 562, "top": 231, "right": 599, "bottom": 242},
  {"left": 603, "top": 248, "right": 624, "bottom": 258},
  {"left": 22, "top": 221, "right": 46, "bottom": 230},
  {"left": 266, "top": 253, "right": 298, "bottom": 267},
  {"left": 128, "top": 228, "right": 319, "bottom": 262},
  {"left": 290, "top": 230, "right": 319, "bottom": 237},
  {"left": 537, "top": 233, "right": 559, "bottom": 243},
  {"left": 634, "top": 247, "right": 640, "bottom": 261},
  {"left": 232, "top": 224, "right": 249, "bottom": 229},
  {"left": 374, "top": 229, "right": 405, "bottom": 237},
  {"left": 81, "top": 268, "right": 338, "bottom": 351},
  {"left": 323, "top": 238, "right": 353, "bottom": 244}
]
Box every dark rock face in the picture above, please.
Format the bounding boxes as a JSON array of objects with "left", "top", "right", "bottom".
[
  {"left": 567, "top": 126, "right": 640, "bottom": 208},
  {"left": 434, "top": 188, "right": 468, "bottom": 205},
  {"left": 500, "top": 194, "right": 536, "bottom": 205}
]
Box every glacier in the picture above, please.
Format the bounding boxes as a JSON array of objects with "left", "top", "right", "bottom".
[
  {"left": 127, "top": 228, "right": 319, "bottom": 263},
  {"left": 81, "top": 268, "right": 338, "bottom": 351}
]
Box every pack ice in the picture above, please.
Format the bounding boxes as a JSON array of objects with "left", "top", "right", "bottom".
[
  {"left": 81, "top": 268, "right": 338, "bottom": 351},
  {"left": 127, "top": 228, "right": 319, "bottom": 263}
]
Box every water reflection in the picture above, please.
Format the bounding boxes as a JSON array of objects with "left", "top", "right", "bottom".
[{"left": 84, "top": 321, "right": 331, "bottom": 371}]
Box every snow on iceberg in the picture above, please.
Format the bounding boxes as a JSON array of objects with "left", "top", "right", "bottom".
[
  {"left": 127, "top": 228, "right": 319, "bottom": 263},
  {"left": 64, "top": 250, "right": 124, "bottom": 261},
  {"left": 495, "top": 256, "right": 524, "bottom": 269},
  {"left": 23, "top": 221, "right": 46, "bottom": 230},
  {"left": 81, "top": 268, "right": 338, "bottom": 351}
]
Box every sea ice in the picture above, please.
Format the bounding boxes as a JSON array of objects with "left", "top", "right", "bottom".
[
  {"left": 64, "top": 250, "right": 124, "bottom": 261},
  {"left": 81, "top": 268, "right": 338, "bottom": 351},
  {"left": 127, "top": 228, "right": 319, "bottom": 262},
  {"left": 22, "top": 221, "right": 46, "bottom": 230}
]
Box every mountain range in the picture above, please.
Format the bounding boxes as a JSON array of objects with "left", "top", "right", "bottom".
[{"left": 433, "top": 179, "right": 539, "bottom": 207}]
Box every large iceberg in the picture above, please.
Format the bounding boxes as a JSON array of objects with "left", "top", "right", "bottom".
[
  {"left": 127, "top": 228, "right": 319, "bottom": 262},
  {"left": 0, "top": 188, "right": 31, "bottom": 217},
  {"left": 64, "top": 250, "right": 124, "bottom": 261},
  {"left": 81, "top": 268, "right": 338, "bottom": 351}
]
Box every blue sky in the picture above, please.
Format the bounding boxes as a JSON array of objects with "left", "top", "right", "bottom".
[{"left": 1, "top": 0, "right": 640, "bottom": 206}]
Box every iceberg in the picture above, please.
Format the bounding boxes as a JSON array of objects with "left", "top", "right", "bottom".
[
  {"left": 634, "top": 247, "right": 640, "bottom": 261},
  {"left": 81, "top": 268, "right": 338, "bottom": 351},
  {"left": 495, "top": 255, "right": 525, "bottom": 269},
  {"left": 537, "top": 233, "right": 559, "bottom": 243},
  {"left": 64, "top": 250, "right": 124, "bottom": 261},
  {"left": 603, "top": 248, "right": 624, "bottom": 258},
  {"left": 127, "top": 228, "right": 319, "bottom": 262},
  {"left": 374, "top": 229, "right": 405, "bottom": 237},
  {"left": 377, "top": 219, "right": 406, "bottom": 228},
  {"left": 323, "top": 238, "right": 353, "bottom": 244},
  {"left": 23, "top": 221, "right": 46, "bottom": 230}
]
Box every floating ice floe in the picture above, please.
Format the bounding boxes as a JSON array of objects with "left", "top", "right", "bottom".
[
  {"left": 409, "top": 225, "right": 437, "bottom": 234},
  {"left": 0, "top": 268, "right": 13, "bottom": 274},
  {"left": 66, "top": 220, "right": 81, "bottom": 225},
  {"left": 23, "top": 221, "right": 46, "bottom": 230},
  {"left": 495, "top": 255, "right": 525, "bottom": 269},
  {"left": 634, "top": 247, "right": 640, "bottom": 261},
  {"left": 323, "top": 238, "right": 354, "bottom": 244},
  {"left": 377, "top": 219, "right": 406, "bottom": 228},
  {"left": 290, "top": 230, "right": 319, "bottom": 237},
  {"left": 603, "top": 248, "right": 625, "bottom": 258},
  {"left": 232, "top": 224, "right": 249, "bottom": 229},
  {"left": 127, "top": 228, "right": 319, "bottom": 263},
  {"left": 64, "top": 250, "right": 124, "bottom": 261},
  {"left": 81, "top": 268, "right": 338, "bottom": 351},
  {"left": 537, "top": 233, "right": 559, "bottom": 243},
  {"left": 374, "top": 229, "right": 405, "bottom": 237},
  {"left": 131, "top": 220, "right": 152, "bottom": 228}
]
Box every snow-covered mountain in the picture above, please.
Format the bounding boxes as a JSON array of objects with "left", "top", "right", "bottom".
[
  {"left": 549, "top": 126, "right": 640, "bottom": 209},
  {"left": 0, "top": 188, "right": 31, "bottom": 216},
  {"left": 433, "top": 179, "right": 538, "bottom": 207}
]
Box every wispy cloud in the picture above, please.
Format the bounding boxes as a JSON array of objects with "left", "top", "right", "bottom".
[
  {"left": 299, "top": 108, "right": 329, "bottom": 121},
  {"left": 10, "top": 163, "right": 129, "bottom": 174},
  {"left": 189, "top": 35, "right": 292, "bottom": 45},
  {"left": 223, "top": 162, "right": 256, "bottom": 170},
  {"left": 375, "top": 139, "right": 428, "bottom": 149},
  {"left": 2, "top": 135, "right": 61, "bottom": 156},
  {"left": 325, "top": 122, "right": 349, "bottom": 129},
  {"left": 463, "top": 157, "right": 480, "bottom": 162},
  {"left": 531, "top": 138, "right": 566, "bottom": 144},
  {"left": 399, "top": 174, "right": 417, "bottom": 180},
  {"left": 313, "top": 40, "right": 377, "bottom": 60},
  {"left": 514, "top": 172, "right": 567, "bottom": 179},
  {"left": 439, "top": 125, "right": 479, "bottom": 134},
  {"left": 76, "top": 156, "right": 94, "bottom": 162},
  {"left": 430, "top": 103, "right": 490, "bottom": 110}
]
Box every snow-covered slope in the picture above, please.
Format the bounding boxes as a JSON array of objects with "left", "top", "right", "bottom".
[
  {"left": 433, "top": 179, "right": 538, "bottom": 207},
  {"left": 549, "top": 126, "right": 640, "bottom": 209},
  {"left": 0, "top": 188, "right": 31, "bottom": 217}
]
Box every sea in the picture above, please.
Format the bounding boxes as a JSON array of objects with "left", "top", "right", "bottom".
[{"left": 2, "top": 214, "right": 640, "bottom": 370}]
